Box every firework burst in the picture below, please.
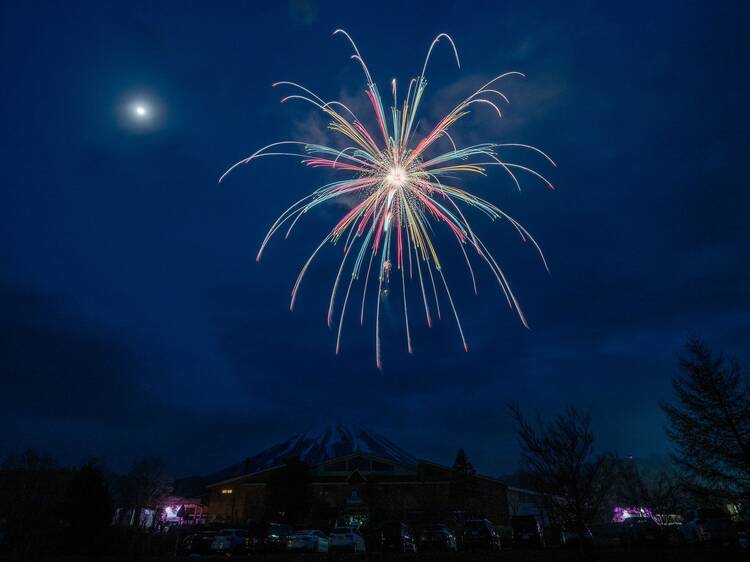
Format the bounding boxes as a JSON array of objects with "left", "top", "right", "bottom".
[{"left": 221, "top": 30, "right": 556, "bottom": 368}]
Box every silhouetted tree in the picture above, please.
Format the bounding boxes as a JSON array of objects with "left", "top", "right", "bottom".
[
  {"left": 309, "top": 496, "right": 338, "bottom": 530},
  {"left": 661, "top": 338, "right": 750, "bottom": 502},
  {"left": 264, "top": 456, "right": 312, "bottom": 525},
  {"left": 451, "top": 449, "right": 479, "bottom": 517},
  {"left": 123, "top": 456, "right": 171, "bottom": 528},
  {"left": 0, "top": 450, "right": 69, "bottom": 559},
  {"left": 509, "top": 403, "right": 615, "bottom": 537},
  {"left": 452, "top": 449, "right": 476, "bottom": 476},
  {"left": 614, "top": 458, "right": 688, "bottom": 523},
  {"left": 63, "top": 460, "right": 113, "bottom": 553}
]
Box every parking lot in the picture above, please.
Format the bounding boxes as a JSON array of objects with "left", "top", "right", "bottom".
[{"left": 162, "top": 545, "right": 748, "bottom": 562}]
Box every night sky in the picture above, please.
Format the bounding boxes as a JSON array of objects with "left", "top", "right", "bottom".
[{"left": 2, "top": 1, "right": 749, "bottom": 478}]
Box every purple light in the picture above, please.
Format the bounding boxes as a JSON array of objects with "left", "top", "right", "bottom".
[
  {"left": 613, "top": 506, "right": 655, "bottom": 523},
  {"left": 163, "top": 506, "right": 179, "bottom": 521}
]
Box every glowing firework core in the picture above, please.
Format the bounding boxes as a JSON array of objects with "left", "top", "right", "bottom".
[
  {"left": 221, "top": 30, "right": 556, "bottom": 368},
  {"left": 386, "top": 166, "right": 408, "bottom": 187}
]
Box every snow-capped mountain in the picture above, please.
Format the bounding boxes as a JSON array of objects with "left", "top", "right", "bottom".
[{"left": 175, "top": 424, "right": 416, "bottom": 495}]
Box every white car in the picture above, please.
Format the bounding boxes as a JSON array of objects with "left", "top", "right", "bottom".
[
  {"left": 211, "top": 528, "right": 248, "bottom": 554},
  {"left": 329, "top": 527, "right": 366, "bottom": 552},
  {"left": 287, "top": 529, "right": 329, "bottom": 552}
]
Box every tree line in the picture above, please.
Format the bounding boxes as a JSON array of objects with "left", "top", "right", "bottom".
[
  {"left": 507, "top": 337, "right": 750, "bottom": 537},
  {"left": 0, "top": 337, "right": 747, "bottom": 557},
  {"left": 0, "top": 453, "right": 172, "bottom": 559}
]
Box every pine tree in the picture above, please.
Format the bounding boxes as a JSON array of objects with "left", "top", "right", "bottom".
[
  {"left": 452, "top": 449, "right": 476, "bottom": 477},
  {"left": 451, "top": 449, "right": 478, "bottom": 517},
  {"left": 64, "top": 460, "right": 113, "bottom": 553},
  {"left": 661, "top": 338, "right": 750, "bottom": 501},
  {"left": 265, "top": 456, "right": 312, "bottom": 525}
]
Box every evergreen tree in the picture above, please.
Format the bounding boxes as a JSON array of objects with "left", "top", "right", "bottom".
[
  {"left": 0, "top": 450, "right": 68, "bottom": 558},
  {"left": 452, "top": 448, "right": 476, "bottom": 477},
  {"left": 64, "top": 460, "right": 113, "bottom": 553},
  {"left": 265, "top": 456, "right": 312, "bottom": 525},
  {"left": 451, "top": 449, "right": 478, "bottom": 517},
  {"left": 661, "top": 338, "right": 750, "bottom": 501}
]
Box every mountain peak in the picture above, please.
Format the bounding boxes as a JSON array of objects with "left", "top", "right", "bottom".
[
  {"left": 291, "top": 423, "right": 415, "bottom": 466},
  {"left": 176, "top": 424, "right": 417, "bottom": 494}
]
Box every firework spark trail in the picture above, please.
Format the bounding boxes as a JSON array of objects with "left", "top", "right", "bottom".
[{"left": 221, "top": 30, "right": 556, "bottom": 368}]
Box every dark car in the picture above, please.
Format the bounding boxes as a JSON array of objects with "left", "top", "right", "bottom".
[
  {"left": 418, "top": 524, "right": 458, "bottom": 552},
  {"left": 181, "top": 531, "right": 217, "bottom": 555},
  {"left": 511, "top": 515, "right": 545, "bottom": 548},
  {"left": 246, "top": 521, "right": 294, "bottom": 553},
  {"left": 380, "top": 522, "right": 417, "bottom": 552},
  {"left": 559, "top": 524, "right": 594, "bottom": 547},
  {"left": 462, "top": 519, "right": 501, "bottom": 551},
  {"left": 679, "top": 508, "right": 736, "bottom": 544},
  {"left": 737, "top": 505, "right": 749, "bottom": 549},
  {"left": 590, "top": 523, "right": 622, "bottom": 547},
  {"left": 621, "top": 517, "right": 662, "bottom": 545}
]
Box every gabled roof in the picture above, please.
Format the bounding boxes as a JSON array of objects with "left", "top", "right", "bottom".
[
  {"left": 417, "top": 459, "right": 509, "bottom": 486},
  {"left": 312, "top": 450, "right": 415, "bottom": 471},
  {"left": 208, "top": 453, "right": 508, "bottom": 489},
  {"left": 347, "top": 469, "right": 367, "bottom": 484},
  {"left": 209, "top": 451, "right": 413, "bottom": 487},
  {"left": 207, "top": 463, "right": 288, "bottom": 488}
]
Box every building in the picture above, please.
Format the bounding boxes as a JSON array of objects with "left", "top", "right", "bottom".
[
  {"left": 113, "top": 496, "right": 207, "bottom": 529},
  {"left": 506, "top": 486, "right": 553, "bottom": 525},
  {"left": 160, "top": 496, "right": 208, "bottom": 527},
  {"left": 207, "top": 451, "right": 511, "bottom": 529}
]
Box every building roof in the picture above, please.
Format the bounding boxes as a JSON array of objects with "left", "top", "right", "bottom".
[{"left": 208, "top": 451, "right": 508, "bottom": 488}]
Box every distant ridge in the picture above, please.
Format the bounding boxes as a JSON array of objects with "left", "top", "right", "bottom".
[{"left": 174, "top": 423, "right": 416, "bottom": 496}]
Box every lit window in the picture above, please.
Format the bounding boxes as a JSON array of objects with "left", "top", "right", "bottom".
[{"left": 221, "top": 488, "right": 233, "bottom": 494}]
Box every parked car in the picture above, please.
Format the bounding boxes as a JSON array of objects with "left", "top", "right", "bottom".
[
  {"left": 589, "top": 523, "right": 622, "bottom": 547},
  {"left": 178, "top": 533, "right": 196, "bottom": 555},
  {"left": 559, "top": 524, "right": 594, "bottom": 547},
  {"left": 737, "top": 505, "right": 749, "bottom": 549},
  {"left": 738, "top": 528, "right": 749, "bottom": 550},
  {"left": 661, "top": 523, "right": 687, "bottom": 545},
  {"left": 621, "top": 516, "right": 663, "bottom": 545},
  {"left": 380, "top": 522, "right": 417, "bottom": 552},
  {"left": 679, "top": 508, "right": 735, "bottom": 544},
  {"left": 287, "top": 529, "right": 329, "bottom": 552},
  {"left": 180, "top": 531, "right": 217, "bottom": 555},
  {"left": 211, "top": 528, "right": 248, "bottom": 555},
  {"left": 511, "top": 515, "right": 545, "bottom": 548},
  {"left": 418, "top": 524, "right": 458, "bottom": 552},
  {"left": 462, "top": 519, "right": 502, "bottom": 551},
  {"left": 329, "top": 526, "right": 366, "bottom": 552},
  {"left": 246, "top": 521, "right": 294, "bottom": 553}
]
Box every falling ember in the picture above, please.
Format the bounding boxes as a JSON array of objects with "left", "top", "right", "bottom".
[{"left": 221, "top": 30, "right": 556, "bottom": 368}]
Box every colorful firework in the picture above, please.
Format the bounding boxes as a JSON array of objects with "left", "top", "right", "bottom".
[{"left": 221, "top": 30, "right": 555, "bottom": 368}]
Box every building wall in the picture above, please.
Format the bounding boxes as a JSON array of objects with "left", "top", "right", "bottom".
[
  {"left": 208, "top": 482, "right": 268, "bottom": 524},
  {"left": 207, "top": 458, "right": 510, "bottom": 526}
]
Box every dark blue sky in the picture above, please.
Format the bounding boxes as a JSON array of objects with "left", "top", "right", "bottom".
[{"left": 2, "top": 0, "right": 748, "bottom": 478}]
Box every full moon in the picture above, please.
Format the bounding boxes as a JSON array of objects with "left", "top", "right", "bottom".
[
  {"left": 132, "top": 103, "right": 149, "bottom": 119},
  {"left": 121, "top": 97, "right": 160, "bottom": 131}
]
